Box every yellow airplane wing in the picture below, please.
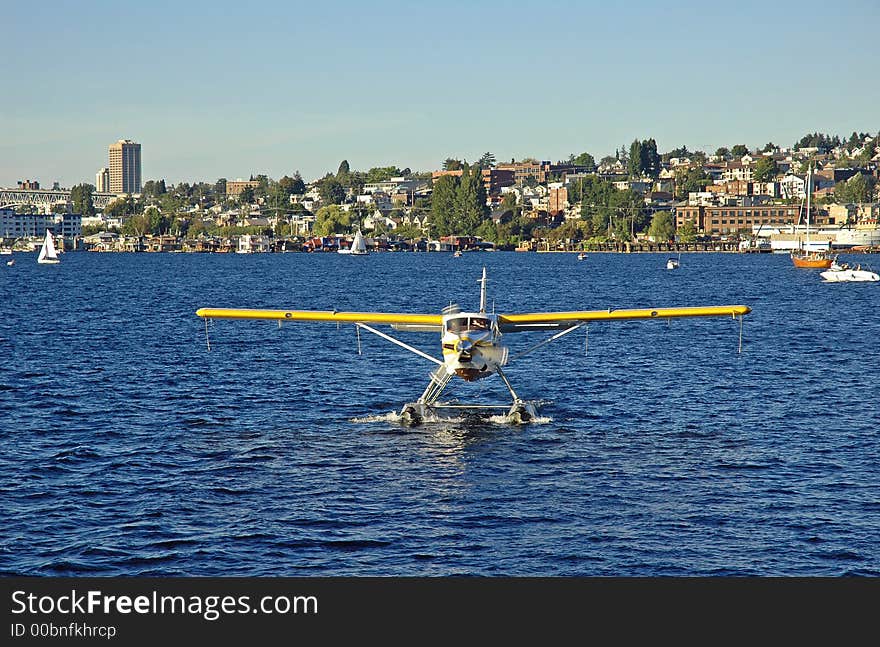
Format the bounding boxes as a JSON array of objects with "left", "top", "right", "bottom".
[
  {"left": 497, "top": 305, "right": 751, "bottom": 332},
  {"left": 196, "top": 308, "right": 443, "bottom": 332}
]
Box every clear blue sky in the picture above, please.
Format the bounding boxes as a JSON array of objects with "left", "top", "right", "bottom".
[{"left": 2, "top": 0, "right": 878, "bottom": 188}]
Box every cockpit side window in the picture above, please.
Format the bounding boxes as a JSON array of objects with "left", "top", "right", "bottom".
[
  {"left": 470, "top": 317, "right": 490, "bottom": 331},
  {"left": 446, "top": 317, "right": 467, "bottom": 333}
]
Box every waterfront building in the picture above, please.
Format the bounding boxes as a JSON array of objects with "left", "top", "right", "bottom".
[
  {"left": 96, "top": 167, "right": 110, "bottom": 193},
  {"left": 108, "top": 139, "right": 142, "bottom": 194},
  {"left": 237, "top": 234, "right": 272, "bottom": 253},
  {"left": 675, "top": 203, "right": 828, "bottom": 237},
  {"left": 0, "top": 210, "right": 82, "bottom": 239}
]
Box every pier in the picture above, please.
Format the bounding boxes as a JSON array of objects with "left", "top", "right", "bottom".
[{"left": 536, "top": 240, "right": 744, "bottom": 253}]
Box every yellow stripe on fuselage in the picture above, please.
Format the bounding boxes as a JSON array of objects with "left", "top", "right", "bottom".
[
  {"left": 499, "top": 305, "right": 751, "bottom": 326},
  {"left": 196, "top": 308, "right": 443, "bottom": 326}
]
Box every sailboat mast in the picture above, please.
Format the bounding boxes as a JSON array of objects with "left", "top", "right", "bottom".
[
  {"left": 479, "top": 267, "right": 488, "bottom": 313},
  {"left": 805, "top": 163, "right": 812, "bottom": 247}
]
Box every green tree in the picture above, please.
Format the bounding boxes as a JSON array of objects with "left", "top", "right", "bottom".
[
  {"left": 674, "top": 167, "right": 709, "bottom": 199},
  {"left": 627, "top": 139, "right": 660, "bottom": 178},
  {"left": 474, "top": 218, "right": 498, "bottom": 242},
  {"left": 664, "top": 146, "right": 690, "bottom": 161},
  {"left": 143, "top": 179, "right": 167, "bottom": 197},
  {"left": 430, "top": 174, "right": 459, "bottom": 236},
  {"left": 253, "top": 174, "right": 270, "bottom": 198},
  {"left": 714, "top": 147, "right": 730, "bottom": 159},
  {"left": 104, "top": 195, "right": 136, "bottom": 218},
  {"left": 676, "top": 219, "right": 698, "bottom": 243},
  {"left": 365, "top": 166, "right": 400, "bottom": 183},
  {"left": 70, "top": 183, "right": 96, "bottom": 217},
  {"left": 337, "top": 160, "right": 350, "bottom": 177},
  {"left": 121, "top": 213, "right": 149, "bottom": 236},
  {"left": 642, "top": 138, "right": 660, "bottom": 177},
  {"left": 610, "top": 189, "right": 649, "bottom": 240},
  {"left": 455, "top": 165, "right": 489, "bottom": 234},
  {"left": 833, "top": 173, "right": 875, "bottom": 203},
  {"left": 648, "top": 211, "right": 675, "bottom": 242},
  {"left": 628, "top": 140, "right": 642, "bottom": 178},
  {"left": 570, "top": 152, "right": 596, "bottom": 170},
  {"left": 846, "top": 131, "right": 864, "bottom": 150},
  {"left": 443, "top": 158, "right": 463, "bottom": 171},
  {"left": 498, "top": 192, "right": 518, "bottom": 217},
  {"left": 144, "top": 206, "right": 169, "bottom": 235},
  {"left": 856, "top": 135, "right": 878, "bottom": 163},
  {"left": 752, "top": 157, "right": 779, "bottom": 182},
  {"left": 289, "top": 172, "right": 306, "bottom": 195},
  {"left": 477, "top": 152, "right": 496, "bottom": 169},
  {"left": 277, "top": 175, "right": 298, "bottom": 196},
  {"left": 319, "top": 178, "right": 346, "bottom": 205},
  {"left": 313, "top": 205, "right": 352, "bottom": 236},
  {"left": 731, "top": 144, "right": 749, "bottom": 157},
  {"left": 238, "top": 186, "right": 255, "bottom": 205}
]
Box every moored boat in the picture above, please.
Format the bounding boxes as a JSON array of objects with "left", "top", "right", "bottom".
[
  {"left": 820, "top": 259, "right": 879, "bottom": 282},
  {"left": 791, "top": 163, "right": 832, "bottom": 269}
]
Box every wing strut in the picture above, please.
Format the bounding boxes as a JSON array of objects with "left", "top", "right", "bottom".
[
  {"left": 738, "top": 313, "right": 744, "bottom": 354},
  {"left": 355, "top": 323, "right": 443, "bottom": 366},
  {"left": 509, "top": 322, "right": 585, "bottom": 362}
]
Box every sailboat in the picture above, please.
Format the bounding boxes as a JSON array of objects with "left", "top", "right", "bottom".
[
  {"left": 338, "top": 229, "right": 368, "bottom": 255},
  {"left": 791, "top": 164, "right": 832, "bottom": 269},
  {"left": 37, "top": 229, "right": 60, "bottom": 264}
]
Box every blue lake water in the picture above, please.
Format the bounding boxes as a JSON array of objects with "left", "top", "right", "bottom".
[{"left": 1, "top": 250, "right": 878, "bottom": 576}]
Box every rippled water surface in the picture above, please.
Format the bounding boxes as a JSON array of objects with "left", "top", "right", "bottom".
[{"left": 1, "top": 250, "right": 878, "bottom": 576}]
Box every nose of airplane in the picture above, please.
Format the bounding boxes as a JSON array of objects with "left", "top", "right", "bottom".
[{"left": 455, "top": 338, "right": 473, "bottom": 353}]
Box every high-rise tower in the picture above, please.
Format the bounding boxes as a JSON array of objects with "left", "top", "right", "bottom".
[
  {"left": 108, "top": 139, "right": 141, "bottom": 194},
  {"left": 96, "top": 167, "right": 110, "bottom": 193}
]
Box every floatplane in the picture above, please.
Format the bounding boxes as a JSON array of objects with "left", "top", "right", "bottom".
[{"left": 196, "top": 268, "right": 750, "bottom": 426}]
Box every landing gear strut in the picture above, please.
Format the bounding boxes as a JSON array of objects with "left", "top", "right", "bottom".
[{"left": 398, "top": 365, "right": 536, "bottom": 427}]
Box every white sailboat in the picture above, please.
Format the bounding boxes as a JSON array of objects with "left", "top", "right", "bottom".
[
  {"left": 338, "top": 229, "right": 368, "bottom": 255},
  {"left": 37, "top": 229, "right": 60, "bottom": 264}
]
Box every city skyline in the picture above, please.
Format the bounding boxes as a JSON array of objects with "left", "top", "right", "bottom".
[{"left": 3, "top": 0, "right": 879, "bottom": 189}]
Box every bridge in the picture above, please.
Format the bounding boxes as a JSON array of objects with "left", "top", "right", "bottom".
[{"left": 0, "top": 188, "right": 118, "bottom": 211}]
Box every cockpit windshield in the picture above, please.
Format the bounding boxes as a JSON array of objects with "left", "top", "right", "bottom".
[{"left": 446, "top": 317, "right": 491, "bottom": 333}]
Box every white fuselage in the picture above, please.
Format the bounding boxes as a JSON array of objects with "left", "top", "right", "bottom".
[{"left": 440, "top": 312, "right": 508, "bottom": 381}]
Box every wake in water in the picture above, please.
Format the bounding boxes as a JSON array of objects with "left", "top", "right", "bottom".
[{"left": 350, "top": 407, "right": 552, "bottom": 426}]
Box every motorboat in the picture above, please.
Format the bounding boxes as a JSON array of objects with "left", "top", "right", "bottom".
[
  {"left": 577, "top": 253, "right": 587, "bottom": 261},
  {"left": 666, "top": 256, "right": 680, "bottom": 270},
  {"left": 820, "top": 259, "right": 879, "bottom": 282}
]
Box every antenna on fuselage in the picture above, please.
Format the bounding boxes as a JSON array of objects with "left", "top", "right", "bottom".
[{"left": 479, "top": 267, "right": 488, "bottom": 313}]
